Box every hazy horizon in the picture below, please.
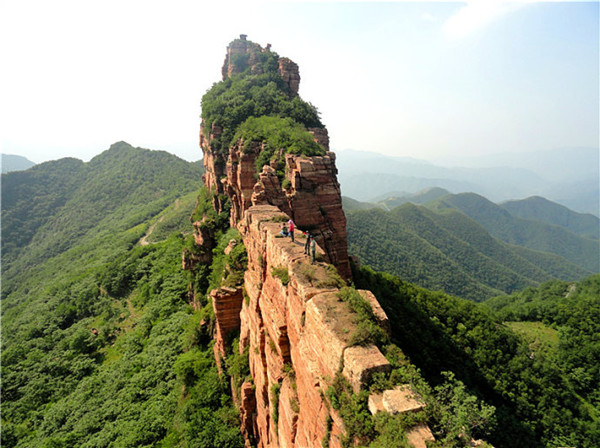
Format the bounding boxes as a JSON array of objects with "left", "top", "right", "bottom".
[{"left": 1, "top": 1, "right": 598, "bottom": 165}]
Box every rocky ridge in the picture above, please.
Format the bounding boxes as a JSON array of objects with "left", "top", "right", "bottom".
[{"left": 194, "top": 37, "right": 434, "bottom": 447}]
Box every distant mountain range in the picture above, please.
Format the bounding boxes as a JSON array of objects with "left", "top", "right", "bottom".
[
  {"left": 344, "top": 188, "right": 599, "bottom": 301},
  {"left": 1, "top": 154, "right": 36, "bottom": 173},
  {"left": 336, "top": 147, "right": 599, "bottom": 216}
]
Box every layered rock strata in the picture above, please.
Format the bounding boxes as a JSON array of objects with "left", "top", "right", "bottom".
[
  {"left": 235, "top": 205, "right": 392, "bottom": 447},
  {"left": 213, "top": 139, "right": 351, "bottom": 279},
  {"left": 197, "top": 37, "right": 434, "bottom": 447}
]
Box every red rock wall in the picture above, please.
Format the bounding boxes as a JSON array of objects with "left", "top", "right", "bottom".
[
  {"left": 234, "top": 204, "right": 391, "bottom": 447},
  {"left": 202, "top": 136, "right": 351, "bottom": 280},
  {"left": 199, "top": 37, "right": 434, "bottom": 447}
]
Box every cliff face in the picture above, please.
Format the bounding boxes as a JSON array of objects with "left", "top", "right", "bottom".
[
  {"left": 234, "top": 205, "right": 391, "bottom": 447},
  {"left": 202, "top": 36, "right": 350, "bottom": 279},
  {"left": 197, "top": 37, "right": 434, "bottom": 447}
]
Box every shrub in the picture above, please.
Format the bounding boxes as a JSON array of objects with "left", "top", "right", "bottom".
[
  {"left": 271, "top": 266, "right": 290, "bottom": 286},
  {"left": 337, "top": 287, "right": 389, "bottom": 347}
]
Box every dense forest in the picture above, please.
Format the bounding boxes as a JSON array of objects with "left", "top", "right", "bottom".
[
  {"left": 346, "top": 202, "right": 593, "bottom": 301},
  {"left": 1, "top": 145, "right": 246, "bottom": 447},
  {"left": 353, "top": 265, "right": 600, "bottom": 447}
]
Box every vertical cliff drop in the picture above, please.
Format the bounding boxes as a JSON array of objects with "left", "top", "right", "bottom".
[{"left": 188, "top": 36, "right": 435, "bottom": 448}]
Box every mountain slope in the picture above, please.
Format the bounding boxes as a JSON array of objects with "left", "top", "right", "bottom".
[
  {"left": 500, "top": 196, "right": 599, "bottom": 240},
  {"left": 353, "top": 265, "right": 599, "bottom": 448},
  {"left": 2, "top": 157, "right": 86, "bottom": 263},
  {"left": 1, "top": 142, "right": 204, "bottom": 295},
  {"left": 428, "top": 192, "right": 599, "bottom": 272},
  {"left": 1, "top": 144, "right": 247, "bottom": 448},
  {"left": 346, "top": 203, "right": 591, "bottom": 301}
]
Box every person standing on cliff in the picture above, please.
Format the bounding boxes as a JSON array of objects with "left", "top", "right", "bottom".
[
  {"left": 288, "top": 219, "right": 295, "bottom": 242},
  {"left": 310, "top": 237, "right": 316, "bottom": 263},
  {"left": 304, "top": 233, "right": 311, "bottom": 254}
]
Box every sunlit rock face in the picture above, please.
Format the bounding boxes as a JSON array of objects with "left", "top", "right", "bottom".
[{"left": 197, "top": 37, "right": 433, "bottom": 448}]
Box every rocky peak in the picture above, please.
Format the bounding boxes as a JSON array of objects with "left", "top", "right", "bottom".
[
  {"left": 221, "top": 34, "right": 300, "bottom": 96},
  {"left": 195, "top": 37, "right": 435, "bottom": 447},
  {"left": 204, "top": 37, "right": 349, "bottom": 278}
]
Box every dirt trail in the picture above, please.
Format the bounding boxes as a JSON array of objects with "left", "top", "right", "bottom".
[{"left": 139, "top": 216, "right": 164, "bottom": 246}]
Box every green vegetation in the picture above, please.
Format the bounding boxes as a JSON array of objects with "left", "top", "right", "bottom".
[
  {"left": 1, "top": 146, "right": 246, "bottom": 447},
  {"left": 233, "top": 115, "right": 326, "bottom": 175},
  {"left": 1, "top": 234, "right": 244, "bottom": 448},
  {"left": 352, "top": 262, "right": 600, "bottom": 447},
  {"left": 485, "top": 275, "right": 600, "bottom": 403},
  {"left": 271, "top": 382, "right": 282, "bottom": 433},
  {"left": 200, "top": 44, "right": 322, "bottom": 156},
  {"left": 346, "top": 202, "right": 592, "bottom": 301},
  {"left": 207, "top": 227, "right": 248, "bottom": 291},
  {"left": 336, "top": 287, "right": 388, "bottom": 347},
  {"left": 271, "top": 266, "right": 290, "bottom": 286},
  {"left": 504, "top": 321, "right": 559, "bottom": 358}
]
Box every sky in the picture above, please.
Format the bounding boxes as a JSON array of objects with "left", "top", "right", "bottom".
[{"left": 0, "top": 0, "right": 598, "bottom": 164}]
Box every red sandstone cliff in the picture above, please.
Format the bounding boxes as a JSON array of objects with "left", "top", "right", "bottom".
[
  {"left": 196, "top": 37, "right": 434, "bottom": 448},
  {"left": 202, "top": 37, "right": 350, "bottom": 280}
]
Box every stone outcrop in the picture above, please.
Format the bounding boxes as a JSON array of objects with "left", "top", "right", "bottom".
[
  {"left": 212, "top": 286, "right": 245, "bottom": 366},
  {"left": 202, "top": 118, "right": 351, "bottom": 280},
  {"left": 278, "top": 57, "right": 300, "bottom": 96},
  {"left": 221, "top": 35, "right": 300, "bottom": 96},
  {"left": 234, "top": 205, "right": 393, "bottom": 447},
  {"left": 196, "top": 37, "right": 435, "bottom": 448}
]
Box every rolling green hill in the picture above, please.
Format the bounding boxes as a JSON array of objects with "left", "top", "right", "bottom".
[
  {"left": 2, "top": 142, "right": 203, "bottom": 295},
  {"left": 346, "top": 203, "right": 592, "bottom": 301},
  {"left": 500, "top": 196, "right": 599, "bottom": 240},
  {"left": 427, "top": 192, "right": 599, "bottom": 272},
  {"left": 0, "top": 143, "right": 249, "bottom": 448}
]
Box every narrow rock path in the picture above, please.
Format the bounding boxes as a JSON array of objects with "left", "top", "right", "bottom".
[{"left": 139, "top": 216, "right": 164, "bottom": 246}]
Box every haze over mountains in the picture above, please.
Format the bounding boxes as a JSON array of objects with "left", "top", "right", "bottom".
[
  {"left": 1, "top": 154, "right": 36, "bottom": 174},
  {"left": 336, "top": 147, "right": 599, "bottom": 216}
]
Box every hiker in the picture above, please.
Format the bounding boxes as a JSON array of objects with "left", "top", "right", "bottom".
[
  {"left": 280, "top": 223, "right": 289, "bottom": 237},
  {"left": 304, "top": 233, "right": 311, "bottom": 255},
  {"left": 310, "top": 237, "right": 317, "bottom": 263},
  {"left": 288, "top": 219, "right": 295, "bottom": 242}
]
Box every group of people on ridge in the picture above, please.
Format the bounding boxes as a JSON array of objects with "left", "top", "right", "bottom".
[{"left": 280, "top": 219, "right": 317, "bottom": 262}]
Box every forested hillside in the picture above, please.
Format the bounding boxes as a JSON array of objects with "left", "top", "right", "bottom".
[
  {"left": 346, "top": 203, "right": 591, "bottom": 301},
  {"left": 2, "top": 142, "right": 203, "bottom": 293},
  {"left": 428, "top": 193, "right": 599, "bottom": 272},
  {"left": 0, "top": 145, "right": 248, "bottom": 447},
  {"left": 484, "top": 275, "right": 600, "bottom": 405},
  {"left": 500, "top": 196, "right": 599, "bottom": 240},
  {"left": 353, "top": 264, "right": 600, "bottom": 447}
]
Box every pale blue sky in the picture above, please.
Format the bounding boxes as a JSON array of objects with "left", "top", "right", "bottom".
[{"left": 0, "top": 1, "right": 598, "bottom": 164}]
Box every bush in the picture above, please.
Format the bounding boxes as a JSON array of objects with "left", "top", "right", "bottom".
[{"left": 271, "top": 266, "right": 290, "bottom": 286}]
